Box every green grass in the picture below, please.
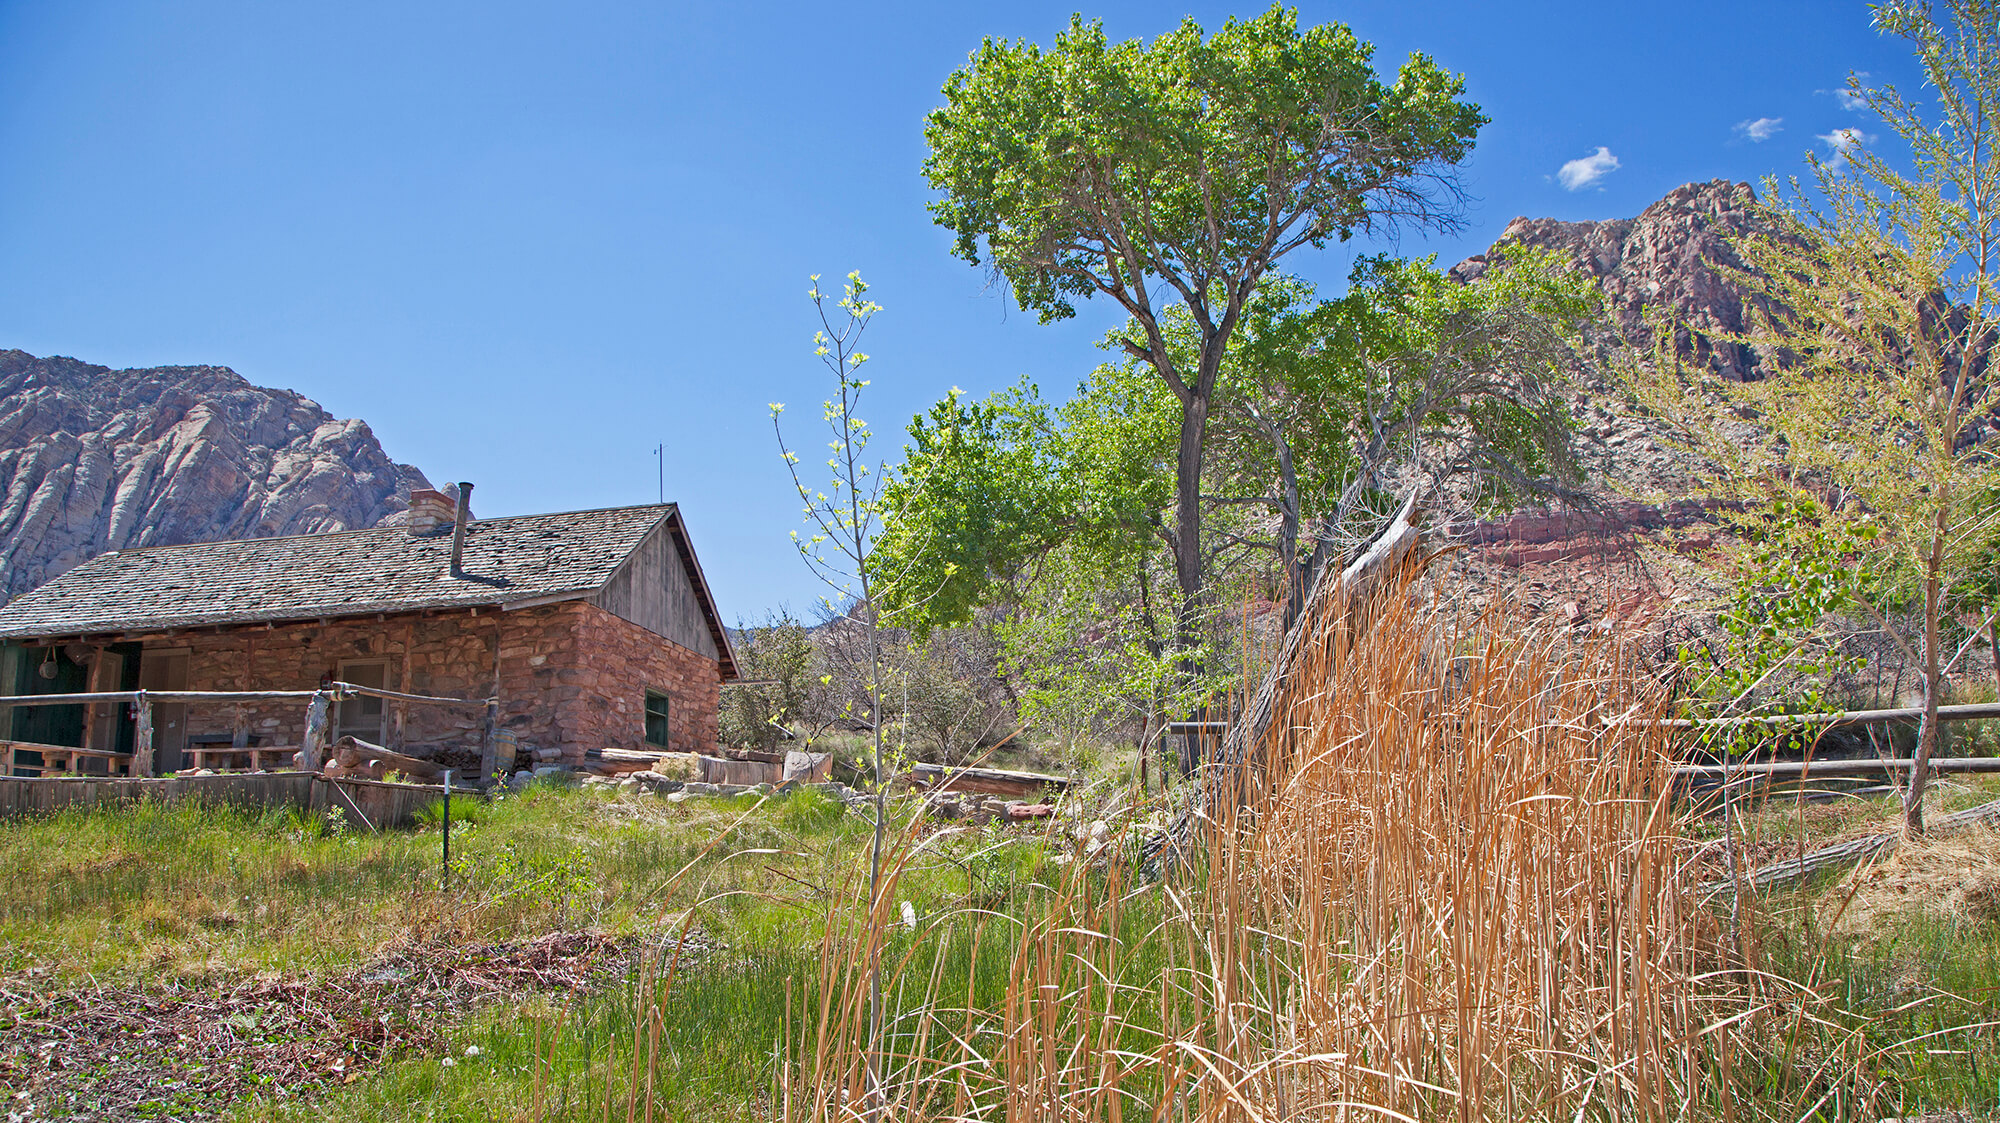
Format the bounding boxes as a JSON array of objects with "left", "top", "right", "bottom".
[
  {"left": 9, "top": 765, "right": 2000, "bottom": 1121},
  {"left": 0, "top": 781, "right": 916, "bottom": 981}
]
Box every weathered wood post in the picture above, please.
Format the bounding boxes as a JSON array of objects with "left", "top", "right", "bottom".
[
  {"left": 81, "top": 646, "right": 107, "bottom": 750},
  {"left": 477, "top": 700, "right": 499, "bottom": 783},
  {"left": 131, "top": 692, "right": 154, "bottom": 777},
  {"left": 300, "top": 690, "right": 331, "bottom": 772}
]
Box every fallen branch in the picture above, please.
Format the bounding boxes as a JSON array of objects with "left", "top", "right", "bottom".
[
  {"left": 1702, "top": 795, "right": 2000, "bottom": 896},
  {"left": 1144, "top": 490, "right": 1428, "bottom": 871}
]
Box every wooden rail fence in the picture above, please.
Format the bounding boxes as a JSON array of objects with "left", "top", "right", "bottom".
[
  {"left": 0, "top": 771, "right": 471, "bottom": 829},
  {"left": 0, "top": 681, "right": 500, "bottom": 781}
]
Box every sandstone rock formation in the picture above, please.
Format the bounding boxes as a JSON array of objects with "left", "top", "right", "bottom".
[
  {"left": 1433, "top": 181, "right": 1799, "bottom": 643},
  {"left": 0, "top": 350, "right": 430, "bottom": 605},
  {"left": 1450, "top": 178, "right": 1791, "bottom": 382}
]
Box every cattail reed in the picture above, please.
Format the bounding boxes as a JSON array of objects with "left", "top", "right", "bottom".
[{"left": 782, "top": 583, "right": 1708, "bottom": 1121}]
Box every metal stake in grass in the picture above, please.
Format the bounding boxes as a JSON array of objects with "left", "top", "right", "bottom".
[{"left": 441, "top": 768, "right": 452, "bottom": 891}]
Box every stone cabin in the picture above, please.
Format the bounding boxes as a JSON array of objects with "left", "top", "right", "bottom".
[{"left": 0, "top": 488, "right": 736, "bottom": 774}]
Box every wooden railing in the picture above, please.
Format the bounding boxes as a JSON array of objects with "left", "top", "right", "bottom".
[{"left": 0, "top": 682, "right": 499, "bottom": 780}]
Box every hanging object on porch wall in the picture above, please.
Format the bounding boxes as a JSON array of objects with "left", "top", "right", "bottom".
[{"left": 37, "top": 648, "right": 57, "bottom": 679}]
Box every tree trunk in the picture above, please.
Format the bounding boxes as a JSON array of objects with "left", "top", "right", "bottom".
[
  {"left": 1172, "top": 388, "right": 1211, "bottom": 663},
  {"left": 1905, "top": 569, "right": 1942, "bottom": 837},
  {"left": 1273, "top": 428, "right": 1305, "bottom": 631},
  {"left": 1143, "top": 490, "right": 1427, "bottom": 870},
  {"left": 1906, "top": 496, "right": 1953, "bottom": 838},
  {"left": 1987, "top": 611, "right": 1999, "bottom": 702},
  {"left": 1219, "top": 490, "right": 1426, "bottom": 778}
]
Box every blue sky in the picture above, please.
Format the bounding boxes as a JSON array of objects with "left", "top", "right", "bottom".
[{"left": 0, "top": 1, "right": 1920, "bottom": 620}]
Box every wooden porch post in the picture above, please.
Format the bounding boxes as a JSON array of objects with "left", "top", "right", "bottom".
[
  {"left": 132, "top": 692, "right": 154, "bottom": 776},
  {"left": 300, "top": 690, "right": 331, "bottom": 772},
  {"left": 234, "top": 634, "right": 256, "bottom": 748},
  {"left": 81, "top": 646, "right": 106, "bottom": 750}
]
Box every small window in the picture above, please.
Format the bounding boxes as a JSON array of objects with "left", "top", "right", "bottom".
[{"left": 644, "top": 691, "right": 671, "bottom": 749}]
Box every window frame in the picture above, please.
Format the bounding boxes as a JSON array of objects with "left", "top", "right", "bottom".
[{"left": 643, "top": 690, "right": 671, "bottom": 750}]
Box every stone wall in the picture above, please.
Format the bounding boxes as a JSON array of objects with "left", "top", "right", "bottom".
[
  {"left": 162, "top": 600, "right": 720, "bottom": 766},
  {"left": 175, "top": 612, "right": 522, "bottom": 752},
  {"left": 553, "top": 601, "right": 721, "bottom": 760}
]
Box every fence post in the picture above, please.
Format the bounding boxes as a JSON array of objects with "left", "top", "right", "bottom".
[
  {"left": 441, "top": 768, "right": 453, "bottom": 891},
  {"left": 131, "top": 692, "right": 154, "bottom": 777},
  {"left": 478, "top": 700, "right": 499, "bottom": 783},
  {"left": 300, "top": 690, "right": 331, "bottom": 772}
]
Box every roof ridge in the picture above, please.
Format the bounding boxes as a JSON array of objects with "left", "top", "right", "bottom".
[{"left": 95, "top": 501, "right": 680, "bottom": 559}]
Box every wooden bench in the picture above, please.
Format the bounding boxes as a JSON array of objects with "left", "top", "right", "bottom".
[
  {"left": 182, "top": 744, "right": 301, "bottom": 773},
  {"left": 1, "top": 740, "right": 134, "bottom": 777}
]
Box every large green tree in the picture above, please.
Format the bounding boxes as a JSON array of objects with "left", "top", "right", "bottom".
[
  {"left": 875, "top": 249, "right": 1595, "bottom": 639},
  {"left": 923, "top": 5, "right": 1485, "bottom": 651}
]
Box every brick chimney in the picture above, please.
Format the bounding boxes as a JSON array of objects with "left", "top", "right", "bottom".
[{"left": 406, "top": 488, "right": 456, "bottom": 535}]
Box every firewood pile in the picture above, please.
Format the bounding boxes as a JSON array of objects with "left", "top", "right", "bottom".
[{"left": 318, "top": 736, "right": 446, "bottom": 783}]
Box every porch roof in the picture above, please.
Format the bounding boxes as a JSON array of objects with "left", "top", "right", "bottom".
[{"left": 0, "top": 503, "right": 684, "bottom": 640}]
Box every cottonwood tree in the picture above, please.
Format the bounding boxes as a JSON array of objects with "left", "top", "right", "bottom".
[
  {"left": 875, "top": 249, "right": 1595, "bottom": 639},
  {"left": 1181, "top": 248, "right": 1598, "bottom": 626},
  {"left": 923, "top": 6, "right": 1485, "bottom": 657},
  {"left": 1667, "top": 0, "right": 2000, "bottom": 836}
]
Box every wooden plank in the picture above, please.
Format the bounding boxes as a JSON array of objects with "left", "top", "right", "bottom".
[
  {"left": 1642, "top": 700, "right": 2000, "bottom": 730},
  {"left": 132, "top": 696, "right": 154, "bottom": 777},
  {"left": 1676, "top": 756, "right": 2000, "bottom": 779},
  {"left": 904, "top": 763, "right": 1072, "bottom": 789},
  {"left": 334, "top": 682, "right": 492, "bottom": 708},
  {"left": 0, "top": 690, "right": 321, "bottom": 706}
]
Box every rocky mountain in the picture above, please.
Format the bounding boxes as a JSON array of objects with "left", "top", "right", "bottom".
[
  {"left": 0, "top": 350, "right": 430, "bottom": 605},
  {"left": 1450, "top": 178, "right": 1791, "bottom": 383},
  {"left": 1438, "top": 180, "right": 1794, "bottom": 638}
]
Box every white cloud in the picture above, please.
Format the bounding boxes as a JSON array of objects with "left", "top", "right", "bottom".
[
  {"left": 1557, "top": 146, "right": 1621, "bottom": 191},
  {"left": 1734, "top": 116, "right": 1783, "bottom": 142},
  {"left": 1817, "top": 75, "right": 1871, "bottom": 110},
  {"left": 1818, "top": 126, "right": 1874, "bottom": 171}
]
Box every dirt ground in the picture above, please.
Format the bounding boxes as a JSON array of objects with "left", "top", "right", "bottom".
[{"left": 0, "top": 930, "right": 640, "bottom": 1123}]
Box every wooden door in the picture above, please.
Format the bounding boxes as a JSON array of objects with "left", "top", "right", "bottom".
[{"left": 138, "top": 649, "right": 190, "bottom": 776}]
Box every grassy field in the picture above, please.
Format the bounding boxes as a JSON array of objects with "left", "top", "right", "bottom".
[{"left": 5, "top": 611, "right": 2000, "bottom": 1119}]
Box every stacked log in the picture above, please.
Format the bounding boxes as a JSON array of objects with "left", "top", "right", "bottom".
[
  {"left": 320, "top": 736, "right": 444, "bottom": 782},
  {"left": 580, "top": 748, "right": 704, "bottom": 779}
]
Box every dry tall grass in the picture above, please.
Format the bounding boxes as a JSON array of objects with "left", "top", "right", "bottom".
[{"left": 772, "top": 586, "right": 1715, "bottom": 1122}]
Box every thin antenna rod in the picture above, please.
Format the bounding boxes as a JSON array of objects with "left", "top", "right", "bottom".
[{"left": 655, "top": 443, "right": 665, "bottom": 503}]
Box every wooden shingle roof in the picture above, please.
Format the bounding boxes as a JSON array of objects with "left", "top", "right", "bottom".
[{"left": 0, "top": 503, "right": 714, "bottom": 643}]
